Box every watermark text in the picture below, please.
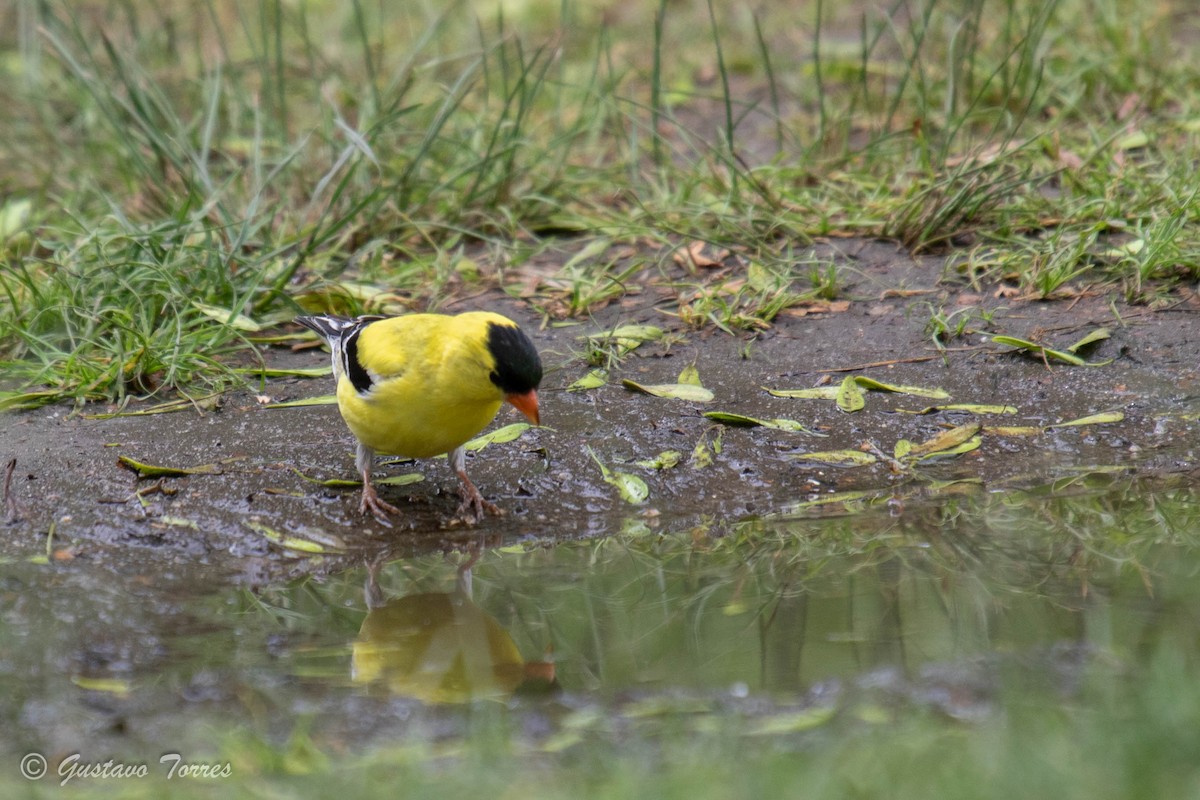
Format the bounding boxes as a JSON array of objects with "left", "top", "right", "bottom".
[{"left": 19, "top": 752, "right": 233, "bottom": 785}]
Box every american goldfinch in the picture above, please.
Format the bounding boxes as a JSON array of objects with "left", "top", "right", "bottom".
[
  {"left": 294, "top": 311, "right": 542, "bottom": 524},
  {"left": 352, "top": 559, "right": 556, "bottom": 702}
]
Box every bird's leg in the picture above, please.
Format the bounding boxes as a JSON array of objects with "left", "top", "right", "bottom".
[
  {"left": 449, "top": 446, "right": 501, "bottom": 524},
  {"left": 364, "top": 555, "right": 387, "bottom": 609},
  {"left": 356, "top": 443, "right": 401, "bottom": 525}
]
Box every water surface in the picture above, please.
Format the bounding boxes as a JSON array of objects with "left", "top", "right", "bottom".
[{"left": 2, "top": 475, "right": 1198, "bottom": 795}]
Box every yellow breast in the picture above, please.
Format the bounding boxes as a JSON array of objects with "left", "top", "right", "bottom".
[
  {"left": 333, "top": 313, "right": 509, "bottom": 458},
  {"left": 337, "top": 378, "right": 501, "bottom": 458}
]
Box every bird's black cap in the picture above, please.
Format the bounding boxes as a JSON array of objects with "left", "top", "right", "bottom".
[{"left": 486, "top": 322, "right": 542, "bottom": 395}]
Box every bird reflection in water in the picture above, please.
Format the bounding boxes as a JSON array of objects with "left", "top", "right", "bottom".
[{"left": 352, "top": 556, "right": 556, "bottom": 703}]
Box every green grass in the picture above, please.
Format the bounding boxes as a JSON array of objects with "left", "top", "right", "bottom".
[{"left": 2, "top": 0, "right": 1200, "bottom": 406}]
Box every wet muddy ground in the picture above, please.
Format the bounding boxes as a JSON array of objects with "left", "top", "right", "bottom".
[{"left": 3, "top": 239, "right": 1198, "bottom": 578}]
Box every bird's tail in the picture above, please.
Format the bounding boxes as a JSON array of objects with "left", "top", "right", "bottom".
[
  {"left": 295, "top": 314, "right": 386, "bottom": 386},
  {"left": 294, "top": 314, "right": 359, "bottom": 342}
]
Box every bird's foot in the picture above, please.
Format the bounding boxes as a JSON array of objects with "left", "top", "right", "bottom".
[
  {"left": 359, "top": 482, "right": 402, "bottom": 526},
  {"left": 452, "top": 472, "right": 502, "bottom": 526},
  {"left": 453, "top": 495, "right": 502, "bottom": 526}
]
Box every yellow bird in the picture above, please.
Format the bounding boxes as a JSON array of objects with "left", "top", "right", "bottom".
[
  {"left": 294, "top": 311, "right": 542, "bottom": 524},
  {"left": 352, "top": 589, "right": 556, "bottom": 703}
]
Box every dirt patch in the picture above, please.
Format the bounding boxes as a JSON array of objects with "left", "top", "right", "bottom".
[{"left": 4, "top": 240, "right": 1199, "bottom": 584}]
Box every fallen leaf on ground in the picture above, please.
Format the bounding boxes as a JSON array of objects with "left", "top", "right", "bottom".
[
  {"left": 264, "top": 395, "right": 338, "bottom": 408},
  {"left": 906, "top": 423, "right": 982, "bottom": 457},
  {"left": 677, "top": 364, "right": 702, "bottom": 386},
  {"left": 851, "top": 377, "right": 951, "bottom": 399},
  {"left": 117, "top": 456, "right": 222, "bottom": 478},
  {"left": 1046, "top": 411, "right": 1125, "bottom": 429},
  {"left": 765, "top": 386, "right": 840, "bottom": 400},
  {"left": 985, "top": 426, "right": 1043, "bottom": 436},
  {"left": 244, "top": 520, "right": 337, "bottom": 554},
  {"left": 291, "top": 468, "right": 424, "bottom": 488},
  {"left": 622, "top": 379, "right": 714, "bottom": 402},
  {"left": 672, "top": 240, "right": 727, "bottom": 269},
  {"left": 781, "top": 300, "right": 851, "bottom": 317},
  {"left": 836, "top": 376, "right": 866, "bottom": 413},
  {"left": 461, "top": 423, "right": 533, "bottom": 452},
  {"left": 568, "top": 369, "right": 608, "bottom": 392},
  {"left": 787, "top": 449, "right": 879, "bottom": 467},
  {"left": 703, "top": 411, "right": 821, "bottom": 434},
  {"left": 691, "top": 427, "right": 724, "bottom": 469},
  {"left": 895, "top": 404, "right": 1018, "bottom": 415},
  {"left": 193, "top": 301, "right": 261, "bottom": 332},
  {"left": 1066, "top": 328, "right": 1110, "bottom": 353},
  {"left": 992, "top": 329, "right": 1114, "bottom": 366},
  {"left": 635, "top": 451, "right": 683, "bottom": 470},
  {"left": 587, "top": 447, "right": 649, "bottom": 504},
  {"left": 583, "top": 324, "right": 665, "bottom": 357}
]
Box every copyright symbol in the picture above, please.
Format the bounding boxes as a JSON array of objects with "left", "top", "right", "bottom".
[{"left": 20, "top": 752, "right": 47, "bottom": 780}]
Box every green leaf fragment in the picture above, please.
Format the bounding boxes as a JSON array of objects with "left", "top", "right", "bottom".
[
  {"left": 702, "top": 411, "right": 819, "bottom": 434},
  {"left": 157, "top": 516, "right": 199, "bottom": 530},
  {"left": 764, "top": 386, "right": 840, "bottom": 400},
  {"left": 896, "top": 403, "right": 1018, "bottom": 415},
  {"left": 193, "top": 301, "right": 261, "bottom": 332},
  {"left": 463, "top": 422, "right": 532, "bottom": 451},
  {"left": 266, "top": 394, "right": 338, "bottom": 408},
  {"left": 836, "top": 376, "right": 866, "bottom": 413},
  {"left": 244, "top": 520, "right": 330, "bottom": 554},
  {"left": 913, "top": 434, "right": 982, "bottom": 460},
  {"left": 376, "top": 474, "right": 426, "bottom": 487},
  {"left": 851, "top": 376, "right": 951, "bottom": 399},
  {"left": 117, "top": 455, "right": 221, "bottom": 478},
  {"left": 989, "top": 411, "right": 1123, "bottom": 435},
  {"left": 568, "top": 369, "right": 608, "bottom": 392},
  {"left": 722, "top": 600, "right": 748, "bottom": 616},
  {"left": 71, "top": 676, "right": 132, "bottom": 696},
  {"left": 0, "top": 198, "right": 32, "bottom": 240},
  {"left": 0, "top": 390, "right": 61, "bottom": 411},
  {"left": 584, "top": 324, "right": 665, "bottom": 356},
  {"left": 1116, "top": 130, "right": 1150, "bottom": 150},
  {"left": 622, "top": 379, "right": 714, "bottom": 402},
  {"left": 290, "top": 468, "right": 423, "bottom": 488},
  {"left": 787, "top": 449, "right": 878, "bottom": 467},
  {"left": 677, "top": 364, "right": 702, "bottom": 386},
  {"left": 768, "top": 376, "right": 949, "bottom": 410},
  {"left": 988, "top": 333, "right": 1108, "bottom": 367},
  {"left": 985, "top": 426, "right": 1043, "bottom": 436},
  {"left": 234, "top": 366, "right": 332, "bottom": 378},
  {"left": 635, "top": 451, "right": 683, "bottom": 470},
  {"left": 690, "top": 428, "right": 724, "bottom": 469},
  {"left": 907, "top": 423, "right": 982, "bottom": 457},
  {"left": 605, "top": 324, "right": 664, "bottom": 342},
  {"left": 992, "top": 335, "right": 1094, "bottom": 366},
  {"left": 561, "top": 237, "right": 613, "bottom": 270},
  {"left": 84, "top": 393, "right": 224, "bottom": 419},
  {"left": 587, "top": 447, "right": 649, "bottom": 504},
  {"left": 745, "top": 707, "right": 837, "bottom": 736},
  {"left": 1046, "top": 411, "right": 1124, "bottom": 428},
  {"left": 1066, "top": 328, "right": 1111, "bottom": 353},
  {"left": 1102, "top": 239, "right": 1145, "bottom": 258},
  {"left": 782, "top": 490, "right": 873, "bottom": 511}
]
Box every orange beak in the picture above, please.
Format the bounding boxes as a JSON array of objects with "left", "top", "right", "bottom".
[{"left": 506, "top": 389, "right": 540, "bottom": 426}]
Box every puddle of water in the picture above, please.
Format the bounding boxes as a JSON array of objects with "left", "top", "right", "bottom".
[{"left": 2, "top": 476, "right": 1199, "bottom": 794}]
